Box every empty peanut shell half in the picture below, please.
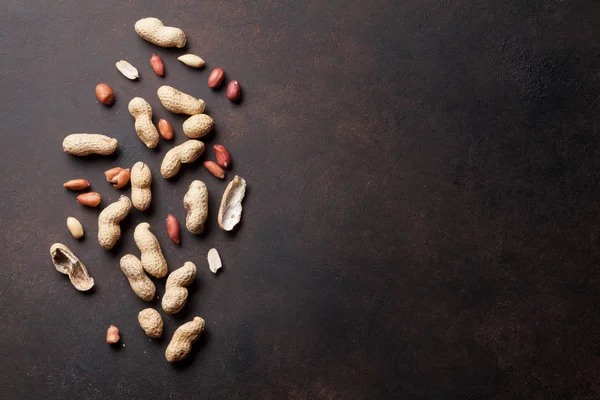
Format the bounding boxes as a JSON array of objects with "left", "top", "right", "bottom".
[
  {"left": 50, "top": 243, "right": 94, "bottom": 291},
  {"left": 217, "top": 175, "right": 247, "bottom": 231}
]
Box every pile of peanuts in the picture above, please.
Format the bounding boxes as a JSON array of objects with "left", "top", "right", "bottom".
[{"left": 49, "top": 17, "right": 247, "bottom": 363}]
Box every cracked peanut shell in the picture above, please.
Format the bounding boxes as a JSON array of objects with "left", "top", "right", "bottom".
[
  {"left": 218, "top": 175, "right": 247, "bottom": 231},
  {"left": 50, "top": 243, "right": 94, "bottom": 291}
]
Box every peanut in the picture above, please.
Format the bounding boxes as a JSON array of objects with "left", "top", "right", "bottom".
[
  {"left": 49, "top": 243, "right": 94, "bottom": 291},
  {"left": 63, "top": 179, "right": 90, "bottom": 190},
  {"left": 98, "top": 195, "right": 131, "bottom": 250},
  {"left": 105, "top": 167, "right": 130, "bottom": 189},
  {"left": 182, "top": 114, "right": 214, "bottom": 138},
  {"left": 183, "top": 180, "right": 208, "bottom": 234},
  {"left": 160, "top": 140, "right": 205, "bottom": 178},
  {"left": 104, "top": 167, "right": 122, "bottom": 181},
  {"left": 207, "top": 248, "right": 222, "bottom": 273},
  {"left": 165, "top": 316, "right": 205, "bottom": 362},
  {"left": 131, "top": 162, "right": 152, "bottom": 211},
  {"left": 106, "top": 325, "right": 120, "bottom": 344},
  {"left": 150, "top": 53, "right": 165, "bottom": 76},
  {"left": 120, "top": 254, "right": 156, "bottom": 301},
  {"left": 208, "top": 68, "right": 224, "bottom": 88},
  {"left": 218, "top": 175, "right": 247, "bottom": 231},
  {"left": 66, "top": 217, "right": 84, "bottom": 239},
  {"left": 95, "top": 83, "right": 115, "bottom": 105},
  {"left": 116, "top": 60, "right": 139, "bottom": 80},
  {"left": 157, "top": 118, "right": 174, "bottom": 140},
  {"left": 177, "top": 54, "right": 205, "bottom": 68},
  {"left": 166, "top": 214, "right": 180, "bottom": 244},
  {"left": 62, "top": 134, "right": 118, "bottom": 156},
  {"left": 134, "top": 222, "right": 168, "bottom": 278},
  {"left": 213, "top": 144, "right": 231, "bottom": 168},
  {"left": 77, "top": 192, "right": 101, "bottom": 207},
  {"left": 128, "top": 97, "right": 159, "bottom": 149},
  {"left": 162, "top": 262, "right": 196, "bottom": 314},
  {"left": 157, "top": 86, "right": 205, "bottom": 115},
  {"left": 204, "top": 161, "right": 225, "bottom": 179},
  {"left": 226, "top": 80, "right": 241, "bottom": 102},
  {"left": 134, "top": 17, "right": 186, "bottom": 48},
  {"left": 138, "top": 308, "right": 163, "bottom": 338}
]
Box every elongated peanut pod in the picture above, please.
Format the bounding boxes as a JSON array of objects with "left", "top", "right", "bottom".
[
  {"left": 131, "top": 162, "right": 152, "bottom": 211},
  {"left": 183, "top": 180, "right": 208, "bottom": 234},
  {"left": 157, "top": 86, "right": 205, "bottom": 115},
  {"left": 160, "top": 140, "right": 205, "bottom": 178},
  {"left": 135, "top": 17, "right": 186, "bottom": 48},
  {"left": 120, "top": 254, "right": 156, "bottom": 301},
  {"left": 62, "top": 134, "right": 118, "bottom": 156},
  {"left": 162, "top": 262, "right": 196, "bottom": 314},
  {"left": 134, "top": 222, "right": 168, "bottom": 278},
  {"left": 128, "top": 97, "right": 159, "bottom": 148},
  {"left": 166, "top": 316, "right": 205, "bottom": 362},
  {"left": 98, "top": 196, "right": 131, "bottom": 250}
]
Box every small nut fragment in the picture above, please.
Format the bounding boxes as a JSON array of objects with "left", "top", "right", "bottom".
[
  {"left": 138, "top": 308, "right": 163, "bottom": 338},
  {"left": 63, "top": 179, "right": 90, "bottom": 190},
  {"left": 213, "top": 145, "right": 231, "bottom": 168},
  {"left": 182, "top": 114, "right": 214, "bottom": 138},
  {"left": 116, "top": 60, "right": 139, "bottom": 80},
  {"left": 106, "top": 325, "right": 120, "bottom": 344},
  {"left": 207, "top": 248, "right": 222, "bottom": 273},
  {"left": 95, "top": 83, "right": 115, "bottom": 105},
  {"left": 49, "top": 243, "right": 94, "bottom": 291},
  {"left": 166, "top": 214, "right": 180, "bottom": 244},
  {"left": 66, "top": 217, "right": 84, "bottom": 239},
  {"left": 226, "top": 80, "right": 241, "bottom": 102},
  {"left": 208, "top": 68, "right": 224, "bottom": 88},
  {"left": 178, "top": 54, "right": 205, "bottom": 68},
  {"left": 150, "top": 53, "right": 165, "bottom": 76},
  {"left": 158, "top": 118, "right": 174, "bottom": 140},
  {"left": 77, "top": 192, "right": 101, "bottom": 207},
  {"left": 105, "top": 167, "right": 130, "bottom": 189},
  {"left": 204, "top": 161, "right": 225, "bottom": 179},
  {"left": 218, "top": 176, "right": 247, "bottom": 231}
]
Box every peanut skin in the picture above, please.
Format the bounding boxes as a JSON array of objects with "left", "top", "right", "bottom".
[
  {"left": 166, "top": 317, "right": 205, "bottom": 362},
  {"left": 162, "top": 262, "right": 196, "bottom": 314},
  {"left": 131, "top": 162, "right": 152, "bottom": 211},
  {"left": 98, "top": 196, "right": 131, "bottom": 250},
  {"left": 160, "top": 140, "right": 205, "bottom": 178},
  {"left": 157, "top": 86, "right": 205, "bottom": 115},
  {"left": 63, "top": 134, "right": 118, "bottom": 156},
  {"left": 135, "top": 17, "right": 186, "bottom": 48},
  {"left": 128, "top": 97, "right": 159, "bottom": 148},
  {"left": 134, "top": 222, "right": 168, "bottom": 278},
  {"left": 138, "top": 308, "right": 163, "bottom": 338},
  {"left": 183, "top": 180, "right": 208, "bottom": 234},
  {"left": 120, "top": 254, "right": 156, "bottom": 301}
]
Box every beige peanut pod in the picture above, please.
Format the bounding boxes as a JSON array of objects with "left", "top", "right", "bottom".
[
  {"left": 138, "top": 308, "right": 163, "bottom": 338},
  {"left": 183, "top": 114, "right": 214, "bottom": 138},
  {"left": 98, "top": 195, "right": 132, "bottom": 250},
  {"left": 183, "top": 180, "right": 208, "bottom": 234},
  {"left": 134, "top": 222, "right": 168, "bottom": 278},
  {"left": 120, "top": 254, "right": 156, "bottom": 301},
  {"left": 62, "top": 134, "right": 118, "bottom": 156},
  {"left": 49, "top": 243, "right": 94, "bottom": 291},
  {"left": 162, "top": 261, "right": 196, "bottom": 314},
  {"left": 166, "top": 316, "right": 205, "bottom": 362},
  {"left": 131, "top": 162, "right": 152, "bottom": 211},
  {"left": 134, "top": 17, "right": 186, "bottom": 48},
  {"left": 160, "top": 140, "right": 205, "bottom": 178},
  {"left": 128, "top": 97, "right": 159, "bottom": 148},
  {"left": 218, "top": 175, "right": 247, "bottom": 231},
  {"left": 157, "top": 86, "right": 205, "bottom": 115}
]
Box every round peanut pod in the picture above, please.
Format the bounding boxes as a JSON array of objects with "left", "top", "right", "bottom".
[
  {"left": 157, "top": 86, "right": 205, "bottom": 115},
  {"left": 134, "top": 222, "right": 168, "bottom": 278},
  {"left": 97, "top": 196, "right": 132, "bottom": 250},
  {"left": 165, "top": 316, "right": 205, "bottom": 362},
  {"left": 62, "top": 134, "right": 118, "bottom": 156},
  {"left": 160, "top": 140, "right": 205, "bottom": 179},
  {"left": 131, "top": 162, "right": 152, "bottom": 211},
  {"left": 162, "top": 262, "right": 196, "bottom": 314},
  {"left": 138, "top": 308, "right": 163, "bottom": 338},
  {"left": 134, "top": 17, "right": 186, "bottom": 48},
  {"left": 128, "top": 97, "right": 159, "bottom": 148},
  {"left": 120, "top": 254, "right": 156, "bottom": 301},
  {"left": 183, "top": 180, "right": 208, "bottom": 234},
  {"left": 182, "top": 114, "right": 214, "bottom": 138}
]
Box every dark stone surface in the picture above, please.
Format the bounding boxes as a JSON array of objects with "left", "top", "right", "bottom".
[{"left": 1, "top": 0, "right": 600, "bottom": 398}]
